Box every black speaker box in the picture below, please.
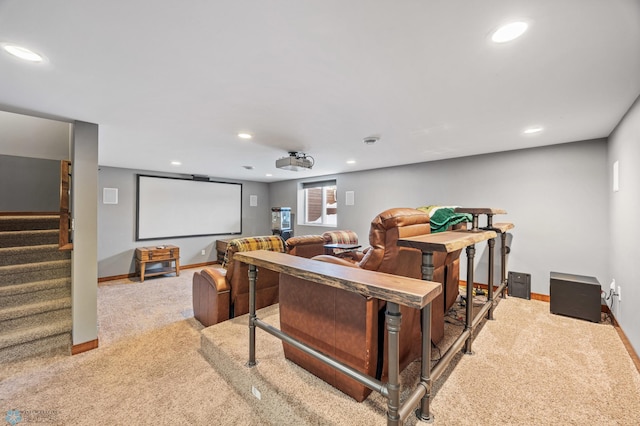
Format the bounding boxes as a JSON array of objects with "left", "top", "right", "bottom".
[{"left": 550, "top": 272, "right": 601, "bottom": 323}]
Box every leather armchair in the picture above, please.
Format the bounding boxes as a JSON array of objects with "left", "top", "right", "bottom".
[
  {"left": 312, "top": 207, "right": 461, "bottom": 344},
  {"left": 285, "top": 235, "right": 326, "bottom": 258},
  {"left": 280, "top": 207, "right": 460, "bottom": 401},
  {"left": 286, "top": 232, "right": 365, "bottom": 261},
  {"left": 192, "top": 235, "right": 284, "bottom": 327}
]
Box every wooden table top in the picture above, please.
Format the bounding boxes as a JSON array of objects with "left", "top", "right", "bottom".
[
  {"left": 233, "top": 250, "right": 441, "bottom": 309},
  {"left": 454, "top": 207, "right": 507, "bottom": 215},
  {"left": 490, "top": 222, "right": 515, "bottom": 233},
  {"left": 397, "top": 230, "right": 497, "bottom": 253}
]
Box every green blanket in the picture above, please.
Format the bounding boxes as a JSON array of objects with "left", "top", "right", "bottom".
[{"left": 416, "top": 206, "right": 472, "bottom": 233}]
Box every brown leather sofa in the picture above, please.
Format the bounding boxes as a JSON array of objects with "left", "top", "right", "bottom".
[
  {"left": 192, "top": 235, "right": 285, "bottom": 327},
  {"left": 279, "top": 207, "right": 462, "bottom": 401}
]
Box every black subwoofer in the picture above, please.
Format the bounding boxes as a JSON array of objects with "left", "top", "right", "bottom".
[{"left": 550, "top": 272, "right": 601, "bottom": 323}]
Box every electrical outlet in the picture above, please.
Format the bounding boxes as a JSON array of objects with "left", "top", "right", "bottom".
[
  {"left": 251, "top": 385, "right": 261, "bottom": 400},
  {"left": 201, "top": 249, "right": 206, "bottom": 255},
  {"left": 610, "top": 279, "right": 616, "bottom": 291},
  {"left": 618, "top": 286, "right": 622, "bottom": 302}
]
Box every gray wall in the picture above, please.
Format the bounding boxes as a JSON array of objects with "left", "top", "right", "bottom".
[
  {"left": 608, "top": 95, "right": 640, "bottom": 356},
  {"left": 0, "top": 154, "right": 60, "bottom": 211},
  {"left": 270, "top": 139, "right": 609, "bottom": 296},
  {"left": 71, "top": 121, "right": 99, "bottom": 346},
  {"left": 97, "top": 166, "right": 271, "bottom": 278}
]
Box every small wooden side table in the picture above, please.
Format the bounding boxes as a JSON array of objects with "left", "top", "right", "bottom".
[
  {"left": 216, "top": 239, "right": 233, "bottom": 264},
  {"left": 135, "top": 245, "right": 180, "bottom": 282}
]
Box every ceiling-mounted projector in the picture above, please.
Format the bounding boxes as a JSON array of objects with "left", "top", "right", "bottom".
[{"left": 276, "top": 152, "right": 314, "bottom": 171}]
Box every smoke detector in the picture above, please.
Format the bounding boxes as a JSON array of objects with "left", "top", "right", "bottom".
[
  {"left": 275, "top": 152, "right": 314, "bottom": 171},
  {"left": 363, "top": 136, "right": 379, "bottom": 145}
]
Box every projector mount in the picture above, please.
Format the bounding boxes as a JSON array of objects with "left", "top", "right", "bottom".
[
  {"left": 276, "top": 151, "right": 314, "bottom": 171},
  {"left": 289, "top": 151, "right": 313, "bottom": 162}
]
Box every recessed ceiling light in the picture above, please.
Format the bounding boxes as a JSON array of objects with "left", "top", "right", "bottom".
[
  {"left": 265, "top": 173, "right": 273, "bottom": 177},
  {"left": 491, "top": 21, "right": 528, "bottom": 43},
  {"left": 346, "top": 160, "right": 356, "bottom": 164},
  {"left": 170, "top": 161, "right": 181, "bottom": 166},
  {"left": 2, "top": 43, "right": 44, "bottom": 62},
  {"left": 523, "top": 127, "right": 543, "bottom": 134},
  {"left": 238, "top": 133, "right": 252, "bottom": 140}
]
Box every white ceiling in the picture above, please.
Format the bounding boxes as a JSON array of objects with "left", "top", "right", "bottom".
[{"left": 1, "top": 1, "right": 639, "bottom": 182}]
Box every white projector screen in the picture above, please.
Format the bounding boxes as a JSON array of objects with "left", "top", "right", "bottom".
[{"left": 136, "top": 175, "right": 242, "bottom": 240}]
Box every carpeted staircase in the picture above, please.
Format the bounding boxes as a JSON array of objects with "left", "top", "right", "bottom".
[{"left": 0, "top": 215, "right": 72, "bottom": 362}]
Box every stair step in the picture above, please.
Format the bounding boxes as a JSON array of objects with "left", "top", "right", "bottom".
[
  {"left": 0, "top": 318, "right": 72, "bottom": 362},
  {"left": 1, "top": 284, "right": 70, "bottom": 310},
  {"left": 0, "top": 297, "right": 71, "bottom": 324},
  {"left": 0, "top": 229, "right": 59, "bottom": 248},
  {"left": 0, "top": 215, "right": 60, "bottom": 231},
  {"left": 0, "top": 260, "right": 71, "bottom": 286},
  {"left": 0, "top": 315, "right": 72, "bottom": 350},
  {"left": 0, "top": 215, "right": 71, "bottom": 363},
  {"left": 0, "top": 244, "right": 70, "bottom": 267},
  {"left": 0, "top": 277, "right": 71, "bottom": 298},
  {"left": 0, "top": 308, "right": 71, "bottom": 341}
]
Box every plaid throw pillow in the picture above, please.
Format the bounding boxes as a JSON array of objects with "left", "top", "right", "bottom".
[{"left": 222, "top": 235, "right": 285, "bottom": 268}]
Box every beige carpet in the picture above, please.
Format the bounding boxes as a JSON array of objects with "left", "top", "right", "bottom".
[{"left": 1, "top": 269, "right": 639, "bottom": 425}]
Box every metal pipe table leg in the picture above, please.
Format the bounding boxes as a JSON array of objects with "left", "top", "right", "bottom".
[
  {"left": 415, "top": 302, "right": 433, "bottom": 422},
  {"left": 247, "top": 264, "right": 257, "bottom": 367},
  {"left": 470, "top": 213, "right": 479, "bottom": 232},
  {"left": 386, "top": 302, "right": 402, "bottom": 426},
  {"left": 416, "top": 251, "right": 434, "bottom": 422},
  {"left": 487, "top": 237, "right": 495, "bottom": 320},
  {"left": 501, "top": 232, "right": 508, "bottom": 299},
  {"left": 464, "top": 244, "right": 475, "bottom": 355}
]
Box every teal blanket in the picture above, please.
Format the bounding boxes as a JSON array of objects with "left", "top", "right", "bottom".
[{"left": 417, "top": 206, "right": 472, "bottom": 233}]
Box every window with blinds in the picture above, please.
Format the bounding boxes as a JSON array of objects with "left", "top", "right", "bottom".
[{"left": 301, "top": 179, "right": 337, "bottom": 226}]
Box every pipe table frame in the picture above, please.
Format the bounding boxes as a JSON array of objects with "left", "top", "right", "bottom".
[
  {"left": 397, "top": 229, "right": 498, "bottom": 422},
  {"left": 233, "top": 250, "right": 442, "bottom": 426}
]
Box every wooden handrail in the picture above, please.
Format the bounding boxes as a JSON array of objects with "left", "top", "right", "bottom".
[
  {"left": 233, "top": 250, "right": 441, "bottom": 309},
  {"left": 59, "top": 160, "right": 72, "bottom": 250}
]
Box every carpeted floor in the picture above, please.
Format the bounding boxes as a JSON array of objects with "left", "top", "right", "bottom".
[{"left": 1, "top": 269, "right": 639, "bottom": 425}]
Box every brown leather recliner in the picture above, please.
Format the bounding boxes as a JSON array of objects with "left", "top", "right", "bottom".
[
  {"left": 286, "top": 232, "right": 366, "bottom": 262},
  {"left": 285, "top": 234, "right": 326, "bottom": 258},
  {"left": 192, "top": 235, "right": 285, "bottom": 327},
  {"left": 280, "top": 207, "right": 461, "bottom": 401},
  {"left": 307, "top": 207, "right": 461, "bottom": 343}
]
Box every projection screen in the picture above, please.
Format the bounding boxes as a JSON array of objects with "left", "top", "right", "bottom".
[{"left": 136, "top": 174, "right": 242, "bottom": 240}]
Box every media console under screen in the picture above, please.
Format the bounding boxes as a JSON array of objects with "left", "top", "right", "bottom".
[{"left": 136, "top": 174, "right": 242, "bottom": 240}]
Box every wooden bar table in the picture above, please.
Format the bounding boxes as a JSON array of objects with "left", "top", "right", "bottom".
[
  {"left": 397, "top": 229, "right": 496, "bottom": 422},
  {"left": 454, "top": 207, "right": 506, "bottom": 232},
  {"left": 233, "top": 250, "right": 441, "bottom": 426},
  {"left": 455, "top": 208, "right": 508, "bottom": 318}
]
